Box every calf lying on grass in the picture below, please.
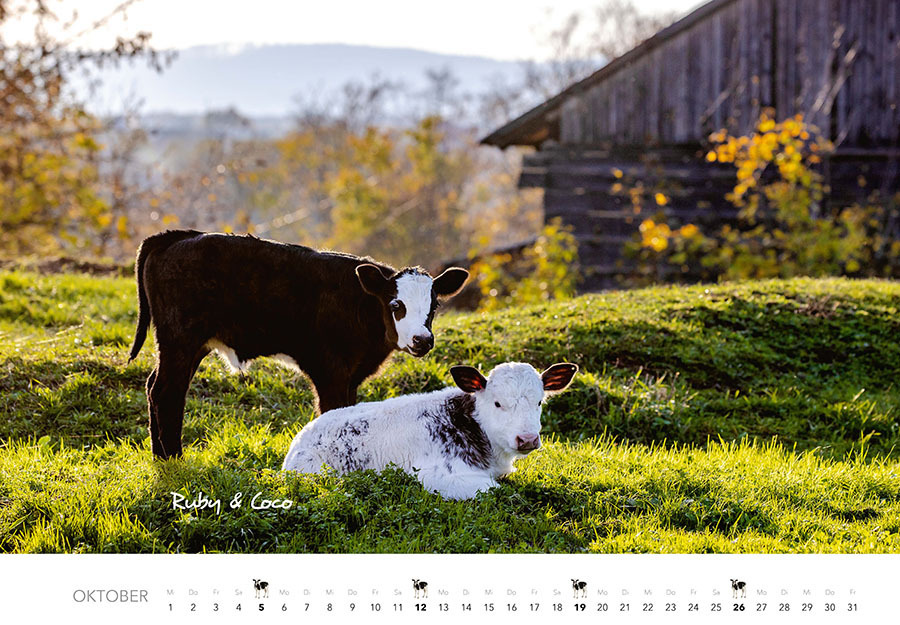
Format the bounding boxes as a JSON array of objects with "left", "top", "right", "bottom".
[
  {"left": 282, "top": 361, "right": 578, "bottom": 500},
  {"left": 128, "top": 230, "right": 468, "bottom": 459}
]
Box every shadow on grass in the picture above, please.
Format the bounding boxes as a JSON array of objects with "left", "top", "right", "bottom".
[{"left": 0, "top": 356, "right": 318, "bottom": 447}]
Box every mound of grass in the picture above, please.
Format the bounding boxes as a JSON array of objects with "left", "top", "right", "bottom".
[
  {"left": 1, "top": 270, "right": 898, "bottom": 553},
  {"left": 1, "top": 434, "right": 897, "bottom": 554}
]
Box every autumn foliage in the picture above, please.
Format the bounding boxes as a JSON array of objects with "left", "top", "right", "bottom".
[{"left": 632, "top": 112, "right": 900, "bottom": 283}]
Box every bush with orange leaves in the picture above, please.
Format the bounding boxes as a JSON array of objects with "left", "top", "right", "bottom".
[
  {"left": 629, "top": 111, "right": 900, "bottom": 284},
  {"left": 470, "top": 218, "right": 579, "bottom": 312}
]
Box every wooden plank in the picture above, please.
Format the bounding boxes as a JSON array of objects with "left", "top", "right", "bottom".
[
  {"left": 634, "top": 57, "right": 648, "bottom": 143},
  {"left": 745, "top": 0, "right": 759, "bottom": 130},
  {"left": 775, "top": 0, "right": 786, "bottom": 117},
  {"left": 561, "top": 99, "right": 578, "bottom": 144},
  {"left": 648, "top": 48, "right": 662, "bottom": 141},
  {"left": 889, "top": 0, "right": 899, "bottom": 142},
  {"left": 659, "top": 41, "right": 670, "bottom": 141},
  {"left": 883, "top": 0, "right": 895, "bottom": 143},
  {"left": 724, "top": 1, "right": 739, "bottom": 132},
  {"left": 728, "top": 1, "right": 747, "bottom": 135},
  {"left": 846, "top": 0, "right": 861, "bottom": 144},
  {"left": 622, "top": 70, "right": 632, "bottom": 143},
  {"left": 584, "top": 86, "right": 594, "bottom": 145},
  {"left": 809, "top": 0, "right": 832, "bottom": 131},
  {"left": 799, "top": 0, "right": 815, "bottom": 126},
  {"left": 711, "top": 11, "right": 724, "bottom": 130},
  {"left": 856, "top": 0, "right": 867, "bottom": 143},
  {"left": 833, "top": 0, "right": 848, "bottom": 142},
  {"left": 840, "top": 0, "right": 853, "bottom": 144},
  {"left": 686, "top": 26, "right": 698, "bottom": 140},
  {"left": 798, "top": 0, "right": 811, "bottom": 119},
  {"left": 597, "top": 84, "right": 608, "bottom": 144},
  {"left": 694, "top": 20, "right": 709, "bottom": 138},
  {"left": 613, "top": 72, "right": 620, "bottom": 140},
  {"left": 595, "top": 87, "right": 606, "bottom": 141},
  {"left": 855, "top": 0, "right": 867, "bottom": 144},
  {"left": 701, "top": 21, "right": 712, "bottom": 138},
  {"left": 748, "top": 0, "right": 762, "bottom": 120},
  {"left": 789, "top": 0, "right": 799, "bottom": 115},
  {"left": 760, "top": 0, "right": 775, "bottom": 109},
  {"left": 674, "top": 30, "right": 689, "bottom": 142},
  {"left": 873, "top": 0, "right": 884, "bottom": 142},
  {"left": 634, "top": 57, "right": 645, "bottom": 143},
  {"left": 782, "top": 0, "right": 795, "bottom": 117}
]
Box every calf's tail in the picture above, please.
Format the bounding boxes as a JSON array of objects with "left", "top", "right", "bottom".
[{"left": 128, "top": 230, "right": 202, "bottom": 362}]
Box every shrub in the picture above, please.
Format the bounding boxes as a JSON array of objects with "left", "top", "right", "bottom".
[
  {"left": 469, "top": 218, "right": 579, "bottom": 311},
  {"left": 630, "top": 111, "right": 900, "bottom": 283}
]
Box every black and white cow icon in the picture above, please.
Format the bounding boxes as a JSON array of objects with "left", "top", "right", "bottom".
[
  {"left": 571, "top": 579, "right": 587, "bottom": 598},
  {"left": 731, "top": 579, "right": 746, "bottom": 599},
  {"left": 253, "top": 579, "right": 269, "bottom": 599},
  {"left": 412, "top": 579, "right": 428, "bottom": 599}
]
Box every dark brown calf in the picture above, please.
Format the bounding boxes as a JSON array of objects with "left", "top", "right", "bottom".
[{"left": 128, "top": 230, "right": 467, "bottom": 459}]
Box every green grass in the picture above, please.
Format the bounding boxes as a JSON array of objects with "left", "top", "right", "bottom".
[{"left": 1, "top": 270, "right": 899, "bottom": 553}]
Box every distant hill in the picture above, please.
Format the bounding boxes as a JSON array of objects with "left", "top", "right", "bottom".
[{"left": 85, "top": 43, "right": 523, "bottom": 117}]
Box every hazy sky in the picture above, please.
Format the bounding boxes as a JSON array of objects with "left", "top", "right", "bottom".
[{"left": 5, "top": 0, "right": 704, "bottom": 60}]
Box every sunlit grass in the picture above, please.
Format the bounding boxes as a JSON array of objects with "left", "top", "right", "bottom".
[{"left": 1, "top": 270, "right": 898, "bottom": 553}]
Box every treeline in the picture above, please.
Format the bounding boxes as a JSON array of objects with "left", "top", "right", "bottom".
[{"left": 0, "top": 0, "right": 672, "bottom": 272}]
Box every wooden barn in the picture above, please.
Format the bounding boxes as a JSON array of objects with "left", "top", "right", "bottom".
[{"left": 482, "top": 0, "right": 900, "bottom": 290}]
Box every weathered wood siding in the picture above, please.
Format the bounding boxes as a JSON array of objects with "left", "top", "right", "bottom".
[
  {"left": 524, "top": 146, "right": 738, "bottom": 290},
  {"left": 559, "top": 0, "right": 900, "bottom": 148},
  {"left": 512, "top": 0, "right": 899, "bottom": 290}
]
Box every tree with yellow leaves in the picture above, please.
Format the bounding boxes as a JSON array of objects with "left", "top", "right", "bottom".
[
  {"left": 0, "top": 0, "right": 165, "bottom": 257},
  {"left": 631, "top": 111, "right": 898, "bottom": 283}
]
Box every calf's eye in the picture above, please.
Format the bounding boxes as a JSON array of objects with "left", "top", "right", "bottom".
[{"left": 390, "top": 300, "right": 400, "bottom": 311}]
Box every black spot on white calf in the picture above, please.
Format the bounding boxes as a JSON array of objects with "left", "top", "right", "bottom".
[
  {"left": 420, "top": 393, "right": 491, "bottom": 470},
  {"left": 328, "top": 420, "right": 372, "bottom": 473},
  {"left": 127, "top": 230, "right": 467, "bottom": 459}
]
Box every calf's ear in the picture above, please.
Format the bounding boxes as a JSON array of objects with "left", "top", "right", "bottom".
[
  {"left": 356, "top": 264, "right": 391, "bottom": 297},
  {"left": 450, "top": 365, "right": 487, "bottom": 393},
  {"left": 432, "top": 267, "right": 469, "bottom": 298},
  {"left": 541, "top": 363, "right": 578, "bottom": 393}
]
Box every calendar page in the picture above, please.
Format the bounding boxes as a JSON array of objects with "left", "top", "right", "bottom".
[
  {"left": 1, "top": 554, "right": 896, "bottom": 623},
  {"left": 3, "top": 0, "right": 900, "bottom": 623}
]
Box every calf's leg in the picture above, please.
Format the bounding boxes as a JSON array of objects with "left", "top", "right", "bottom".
[
  {"left": 416, "top": 468, "right": 499, "bottom": 500},
  {"left": 316, "top": 389, "right": 351, "bottom": 414},
  {"left": 311, "top": 370, "right": 354, "bottom": 414},
  {"left": 146, "top": 367, "right": 163, "bottom": 456},
  {"left": 148, "top": 346, "right": 207, "bottom": 459}
]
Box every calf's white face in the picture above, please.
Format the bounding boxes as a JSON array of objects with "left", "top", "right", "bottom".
[
  {"left": 451, "top": 361, "right": 578, "bottom": 456},
  {"left": 356, "top": 264, "right": 468, "bottom": 357},
  {"left": 393, "top": 272, "right": 437, "bottom": 355}
]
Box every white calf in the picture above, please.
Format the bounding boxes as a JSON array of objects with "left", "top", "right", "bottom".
[{"left": 282, "top": 361, "right": 578, "bottom": 500}]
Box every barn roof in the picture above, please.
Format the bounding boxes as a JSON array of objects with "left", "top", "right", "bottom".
[{"left": 480, "top": 0, "right": 737, "bottom": 148}]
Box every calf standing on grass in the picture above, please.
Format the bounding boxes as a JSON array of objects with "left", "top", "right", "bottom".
[
  {"left": 282, "top": 361, "right": 578, "bottom": 500},
  {"left": 128, "top": 230, "right": 468, "bottom": 459}
]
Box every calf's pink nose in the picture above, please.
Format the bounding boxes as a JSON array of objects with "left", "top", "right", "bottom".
[{"left": 516, "top": 434, "right": 541, "bottom": 452}]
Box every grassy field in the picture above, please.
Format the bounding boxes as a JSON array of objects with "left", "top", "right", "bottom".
[{"left": 1, "top": 270, "right": 898, "bottom": 553}]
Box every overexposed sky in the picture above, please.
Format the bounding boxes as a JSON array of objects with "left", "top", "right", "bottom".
[{"left": 4, "top": 0, "right": 704, "bottom": 60}]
